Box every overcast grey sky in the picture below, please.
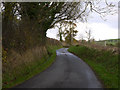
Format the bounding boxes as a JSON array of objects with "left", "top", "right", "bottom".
[{"left": 47, "top": 0, "right": 119, "bottom": 41}]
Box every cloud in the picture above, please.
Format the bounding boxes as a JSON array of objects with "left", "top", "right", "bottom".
[
  {"left": 76, "top": 22, "right": 118, "bottom": 41},
  {"left": 90, "top": 23, "right": 118, "bottom": 40},
  {"left": 47, "top": 1, "right": 118, "bottom": 41},
  {"left": 46, "top": 28, "right": 59, "bottom": 40}
]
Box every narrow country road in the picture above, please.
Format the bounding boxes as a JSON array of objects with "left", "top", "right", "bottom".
[{"left": 14, "top": 48, "right": 102, "bottom": 88}]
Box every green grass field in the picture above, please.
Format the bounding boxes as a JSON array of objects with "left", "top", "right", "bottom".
[{"left": 68, "top": 45, "right": 118, "bottom": 88}]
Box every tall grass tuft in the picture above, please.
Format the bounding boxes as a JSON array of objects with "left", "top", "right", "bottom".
[{"left": 3, "top": 46, "right": 48, "bottom": 87}]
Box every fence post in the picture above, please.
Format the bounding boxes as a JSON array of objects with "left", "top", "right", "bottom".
[{"left": 105, "top": 41, "right": 106, "bottom": 46}]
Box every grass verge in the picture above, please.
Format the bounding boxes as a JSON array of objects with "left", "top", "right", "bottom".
[
  {"left": 3, "top": 45, "right": 62, "bottom": 88},
  {"left": 68, "top": 45, "right": 118, "bottom": 88}
]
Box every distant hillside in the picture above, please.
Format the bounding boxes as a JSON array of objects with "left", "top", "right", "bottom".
[
  {"left": 96, "top": 39, "right": 120, "bottom": 46},
  {"left": 101, "top": 39, "right": 120, "bottom": 42}
]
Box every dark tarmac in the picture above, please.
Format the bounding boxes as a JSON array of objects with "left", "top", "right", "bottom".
[{"left": 14, "top": 48, "right": 102, "bottom": 88}]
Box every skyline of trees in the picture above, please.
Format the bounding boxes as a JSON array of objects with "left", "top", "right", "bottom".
[{"left": 2, "top": 1, "right": 117, "bottom": 52}]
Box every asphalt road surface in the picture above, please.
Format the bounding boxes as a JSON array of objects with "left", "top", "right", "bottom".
[{"left": 14, "top": 48, "right": 102, "bottom": 88}]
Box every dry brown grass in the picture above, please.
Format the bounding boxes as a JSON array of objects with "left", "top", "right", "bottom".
[
  {"left": 46, "top": 38, "right": 62, "bottom": 46},
  {"left": 2, "top": 46, "right": 48, "bottom": 78},
  {"left": 3, "top": 38, "right": 61, "bottom": 72},
  {"left": 2, "top": 38, "right": 62, "bottom": 87}
]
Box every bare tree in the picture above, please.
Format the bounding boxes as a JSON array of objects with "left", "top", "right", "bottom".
[
  {"left": 55, "top": 22, "right": 64, "bottom": 42},
  {"left": 50, "top": 0, "right": 117, "bottom": 27},
  {"left": 85, "top": 29, "right": 93, "bottom": 43}
]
